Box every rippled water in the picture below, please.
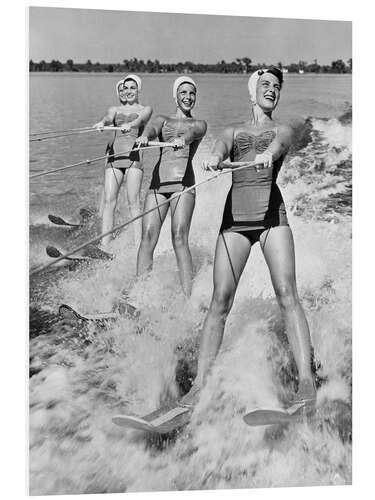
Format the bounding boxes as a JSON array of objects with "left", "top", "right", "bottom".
[{"left": 29, "top": 73, "right": 352, "bottom": 495}]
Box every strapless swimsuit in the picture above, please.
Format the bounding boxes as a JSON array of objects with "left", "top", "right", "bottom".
[
  {"left": 149, "top": 120, "right": 196, "bottom": 199},
  {"left": 106, "top": 111, "right": 144, "bottom": 173},
  {"left": 220, "top": 129, "right": 288, "bottom": 245}
]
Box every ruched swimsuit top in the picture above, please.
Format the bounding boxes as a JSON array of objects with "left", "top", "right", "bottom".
[
  {"left": 110, "top": 111, "right": 143, "bottom": 154},
  {"left": 150, "top": 120, "right": 195, "bottom": 193},
  {"left": 224, "top": 129, "right": 287, "bottom": 228}
]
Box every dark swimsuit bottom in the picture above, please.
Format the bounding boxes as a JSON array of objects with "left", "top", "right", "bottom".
[
  {"left": 221, "top": 224, "right": 272, "bottom": 246},
  {"left": 106, "top": 145, "right": 141, "bottom": 175},
  {"left": 151, "top": 186, "right": 195, "bottom": 200},
  {"left": 151, "top": 186, "right": 196, "bottom": 224}
]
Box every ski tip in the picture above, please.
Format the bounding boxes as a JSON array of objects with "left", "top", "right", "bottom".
[
  {"left": 112, "top": 414, "right": 155, "bottom": 432},
  {"left": 46, "top": 245, "right": 61, "bottom": 258},
  {"left": 48, "top": 214, "right": 66, "bottom": 225},
  {"left": 48, "top": 214, "right": 80, "bottom": 227},
  {"left": 243, "top": 404, "right": 308, "bottom": 427},
  {"left": 85, "top": 244, "right": 113, "bottom": 261},
  {"left": 46, "top": 246, "right": 88, "bottom": 262},
  {"left": 58, "top": 304, "right": 83, "bottom": 321}
]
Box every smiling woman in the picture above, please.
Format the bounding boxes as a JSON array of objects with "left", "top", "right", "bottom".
[
  {"left": 180, "top": 67, "right": 317, "bottom": 413},
  {"left": 93, "top": 74, "right": 153, "bottom": 248},
  {"left": 135, "top": 76, "right": 207, "bottom": 297}
]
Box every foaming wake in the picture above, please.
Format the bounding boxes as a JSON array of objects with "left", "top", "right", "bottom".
[{"left": 281, "top": 116, "right": 352, "bottom": 221}]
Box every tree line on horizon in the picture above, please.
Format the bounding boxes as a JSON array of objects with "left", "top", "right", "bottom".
[{"left": 29, "top": 57, "right": 352, "bottom": 74}]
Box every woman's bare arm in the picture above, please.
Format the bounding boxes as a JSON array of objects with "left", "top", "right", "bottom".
[
  {"left": 201, "top": 127, "right": 235, "bottom": 171},
  {"left": 143, "top": 115, "right": 166, "bottom": 139},
  {"left": 181, "top": 120, "right": 207, "bottom": 145},
  {"left": 93, "top": 106, "right": 117, "bottom": 128},
  {"left": 211, "top": 127, "right": 235, "bottom": 161},
  {"left": 122, "top": 105, "right": 153, "bottom": 131}
]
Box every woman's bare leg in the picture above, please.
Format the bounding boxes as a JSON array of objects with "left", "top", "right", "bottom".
[
  {"left": 98, "top": 160, "right": 107, "bottom": 218},
  {"left": 136, "top": 192, "right": 169, "bottom": 276},
  {"left": 260, "top": 226, "right": 315, "bottom": 399},
  {"left": 125, "top": 166, "right": 143, "bottom": 247},
  {"left": 98, "top": 186, "right": 105, "bottom": 218},
  {"left": 182, "top": 232, "right": 251, "bottom": 404},
  {"left": 101, "top": 167, "right": 124, "bottom": 248},
  {"left": 170, "top": 191, "right": 196, "bottom": 297}
]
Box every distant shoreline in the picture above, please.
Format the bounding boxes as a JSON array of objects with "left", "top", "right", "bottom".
[
  {"left": 29, "top": 71, "right": 352, "bottom": 77},
  {"left": 29, "top": 58, "right": 352, "bottom": 75}
]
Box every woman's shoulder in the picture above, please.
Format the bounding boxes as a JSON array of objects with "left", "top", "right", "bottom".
[
  {"left": 133, "top": 104, "right": 152, "bottom": 119},
  {"left": 107, "top": 105, "right": 119, "bottom": 115},
  {"left": 110, "top": 105, "right": 128, "bottom": 116},
  {"left": 154, "top": 113, "right": 169, "bottom": 122},
  {"left": 274, "top": 122, "right": 294, "bottom": 144},
  {"left": 136, "top": 103, "right": 152, "bottom": 111},
  {"left": 195, "top": 117, "right": 207, "bottom": 125},
  {"left": 274, "top": 120, "right": 293, "bottom": 135},
  {"left": 220, "top": 124, "right": 236, "bottom": 135},
  {"left": 162, "top": 115, "right": 189, "bottom": 128},
  {"left": 233, "top": 123, "right": 251, "bottom": 134},
  {"left": 192, "top": 118, "right": 207, "bottom": 133}
]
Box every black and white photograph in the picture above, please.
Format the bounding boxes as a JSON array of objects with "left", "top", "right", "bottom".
[{"left": 26, "top": 3, "right": 353, "bottom": 496}]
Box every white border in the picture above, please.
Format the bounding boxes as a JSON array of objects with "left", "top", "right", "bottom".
[{"left": 2, "top": 1, "right": 372, "bottom": 499}]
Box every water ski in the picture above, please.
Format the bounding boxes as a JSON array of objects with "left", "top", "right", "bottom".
[
  {"left": 48, "top": 207, "right": 95, "bottom": 228},
  {"left": 46, "top": 244, "right": 112, "bottom": 262},
  {"left": 82, "top": 244, "right": 113, "bottom": 260},
  {"left": 58, "top": 300, "right": 138, "bottom": 325},
  {"left": 58, "top": 304, "right": 118, "bottom": 325},
  {"left": 46, "top": 245, "right": 88, "bottom": 262},
  {"left": 243, "top": 402, "right": 307, "bottom": 427},
  {"left": 48, "top": 214, "right": 81, "bottom": 228},
  {"left": 113, "top": 402, "right": 192, "bottom": 434}
]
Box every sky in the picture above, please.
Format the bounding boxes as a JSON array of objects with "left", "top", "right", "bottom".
[{"left": 29, "top": 7, "right": 352, "bottom": 66}]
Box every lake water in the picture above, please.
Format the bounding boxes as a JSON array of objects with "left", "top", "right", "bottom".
[{"left": 29, "top": 73, "right": 352, "bottom": 494}]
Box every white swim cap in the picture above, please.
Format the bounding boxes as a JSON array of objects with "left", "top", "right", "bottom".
[
  {"left": 172, "top": 76, "right": 197, "bottom": 100},
  {"left": 248, "top": 69, "right": 268, "bottom": 104},
  {"left": 115, "top": 79, "right": 124, "bottom": 97},
  {"left": 116, "top": 74, "right": 142, "bottom": 97},
  {"left": 248, "top": 67, "right": 284, "bottom": 104}
]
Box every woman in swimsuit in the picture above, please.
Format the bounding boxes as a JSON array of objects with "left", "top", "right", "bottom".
[
  {"left": 93, "top": 75, "right": 152, "bottom": 248},
  {"left": 135, "top": 77, "right": 207, "bottom": 297},
  {"left": 183, "top": 67, "right": 316, "bottom": 409}
]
